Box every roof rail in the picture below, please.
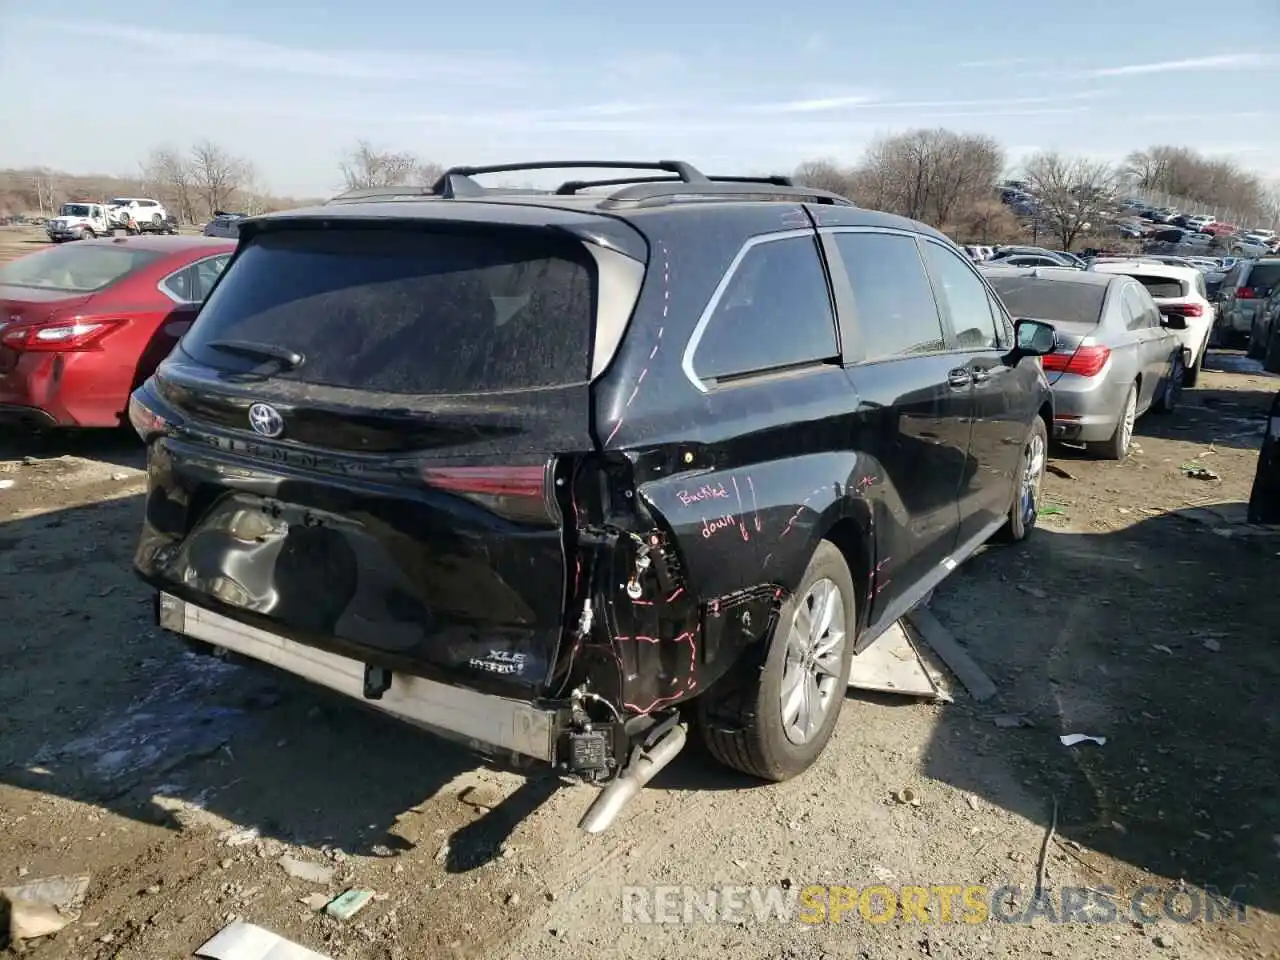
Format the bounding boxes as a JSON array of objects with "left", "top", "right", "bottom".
[
  {"left": 328, "top": 160, "right": 853, "bottom": 208},
  {"left": 431, "top": 159, "right": 708, "bottom": 199}
]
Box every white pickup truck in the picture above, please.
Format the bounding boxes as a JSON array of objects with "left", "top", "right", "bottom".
[{"left": 45, "top": 202, "right": 114, "bottom": 242}]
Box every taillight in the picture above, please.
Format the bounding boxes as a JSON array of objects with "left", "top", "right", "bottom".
[
  {"left": 1163, "top": 303, "right": 1204, "bottom": 317},
  {"left": 1041, "top": 345, "right": 1111, "bottom": 378},
  {"left": 128, "top": 390, "right": 170, "bottom": 441},
  {"left": 1238, "top": 289, "right": 1256, "bottom": 300},
  {"left": 420, "top": 463, "right": 558, "bottom": 525},
  {"left": 1, "top": 318, "right": 124, "bottom": 352}
]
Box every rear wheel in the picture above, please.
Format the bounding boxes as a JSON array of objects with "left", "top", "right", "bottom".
[
  {"left": 1265, "top": 325, "right": 1280, "bottom": 374},
  {"left": 1088, "top": 383, "right": 1137, "bottom": 461},
  {"left": 1151, "top": 351, "right": 1185, "bottom": 414},
  {"left": 152, "top": 212, "right": 163, "bottom": 226},
  {"left": 995, "top": 416, "right": 1048, "bottom": 542},
  {"left": 698, "top": 540, "right": 855, "bottom": 781}
]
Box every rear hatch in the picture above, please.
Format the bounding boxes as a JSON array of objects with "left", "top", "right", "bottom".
[
  {"left": 1233, "top": 262, "right": 1280, "bottom": 318},
  {"left": 987, "top": 275, "right": 1108, "bottom": 384},
  {"left": 139, "top": 218, "right": 643, "bottom": 697}
]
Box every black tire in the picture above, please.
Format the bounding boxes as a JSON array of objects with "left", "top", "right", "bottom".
[
  {"left": 1088, "top": 382, "right": 1137, "bottom": 461},
  {"left": 1182, "top": 336, "right": 1206, "bottom": 387},
  {"left": 1151, "top": 351, "right": 1185, "bottom": 414},
  {"left": 79, "top": 228, "right": 94, "bottom": 241},
  {"left": 698, "top": 540, "right": 856, "bottom": 781},
  {"left": 1248, "top": 335, "right": 1266, "bottom": 360},
  {"left": 152, "top": 212, "right": 163, "bottom": 225},
  {"left": 994, "top": 416, "right": 1048, "bottom": 543},
  {"left": 1265, "top": 324, "right": 1280, "bottom": 374}
]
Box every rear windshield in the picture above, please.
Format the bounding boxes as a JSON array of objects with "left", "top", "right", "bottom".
[
  {"left": 180, "top": 227, "right": 596, "bottom": 395},
  {"left": 1132, "top": 275, "right": 1188, "bottom": 299},
  {"left": 0, "top": 244, "right": 160, "bottom": 293},
  {"left": 1244, "top": 263, "right": 1280, "bottom": 292},
  {"left": 986, "top": 277, "right": 1106, "bottom": 326}
]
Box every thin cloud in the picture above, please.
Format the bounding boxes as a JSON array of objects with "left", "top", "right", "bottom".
[
  {"left": 23, "top": 18, "right": 534, "bottom": 83},
  {"left": 1081, "top": 53, "right": 1277, "bottom": 77},
  {"left": 747, "top": 94, "right": 882, "bottom": 114},
  {"left": 959, "top": 57, "right": 1032, "bottom": 69}
]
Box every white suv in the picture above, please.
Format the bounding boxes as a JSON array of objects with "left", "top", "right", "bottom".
[
  {"left": 106, "top": 197, "right": 169, "bottom": 227},
  {"left": 1089, "top": 259, "right": 1215, "bottom": 385}
]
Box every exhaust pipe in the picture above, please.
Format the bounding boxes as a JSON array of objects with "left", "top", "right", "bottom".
[{"left": 578, "top": 723, "right": 687, "bottom": 834}]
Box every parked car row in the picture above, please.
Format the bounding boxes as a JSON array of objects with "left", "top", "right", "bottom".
[{"left": 978, "top": 260, "right": 1199, "bottom": 460}]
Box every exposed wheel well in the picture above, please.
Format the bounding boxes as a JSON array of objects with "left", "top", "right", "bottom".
[{"left": 818, "top": 518, "right": 869, "bottom": 632}]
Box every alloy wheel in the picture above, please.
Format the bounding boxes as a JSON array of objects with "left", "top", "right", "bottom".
[
  {"left": 1020, "top": 430, "right": 1046, "bottom": 525},
  {"left": 780, "top": 578, "right": 847, "bottom": 746}
]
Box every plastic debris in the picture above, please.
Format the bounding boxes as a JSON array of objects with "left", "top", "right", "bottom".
[
  {"left": 1060, "top": 734, "right": 1106, "bottom": 747},
  {"left": 196, "top": 920, "right": 333, "bottom": 959},
  {"left": 324, "top": 889, "right": 374, "bottom": 921}
]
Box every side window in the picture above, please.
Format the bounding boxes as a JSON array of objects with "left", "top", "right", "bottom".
[
  {"left": 1194, "top": 273, "right": 1207, "bottom": 298},
  {"left": 692, "top": 235, "right": 839, "bottom": 381},
  {"left": 162, "top": 265, "right": 197, "bottom": 303},
  {"left": 162, "top": 256, "right": 231, "bottom": 304},
  {"left": 987, "top": 291, "right": 1014, "bottom": 348},
  {"left": 830, "top": 231, "right": 945, "bottom": 361},
  {"left": 921, "top": 240, "right": 1001, "bottom": 350},
  {"left": 1123, "top": 284, "right": 1160, "bottom": 329}
]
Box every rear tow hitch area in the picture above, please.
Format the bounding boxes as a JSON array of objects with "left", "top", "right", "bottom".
[{"left": 576, "top": 712, "right": 687, "bottom": 834}]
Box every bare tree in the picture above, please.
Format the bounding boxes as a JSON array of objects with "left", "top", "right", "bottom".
[
  {"left": 793, "top": 159, "right": 858, "bottom": 198},
  {"left": 1021, "top": 151, "right": 1117, "bottom": 251},
  {"left": 848, "top": 129, "right": 1003, "bottom": 229},
  {"left": 189, "top": 140, "right": 251, "bottom": 220},
  {"left": 143, "top": 147, "right": 198, "bottom": 223},
  {"left": 339, "top": 140, "right": 440, "bottom": 191},
  {"left": 1125, "top": 144, "right": 1267, "bottom": 221}
]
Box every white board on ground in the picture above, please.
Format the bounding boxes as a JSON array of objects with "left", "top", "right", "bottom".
[
  {"left": 846, "top": 620, "right": 938, "bottom": 697},
  {"left": 195, "top": 920, "right": 333, "bottom": 960}
]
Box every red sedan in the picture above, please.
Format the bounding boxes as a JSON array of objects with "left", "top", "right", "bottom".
[{"left": 0, "top": 235, "right": 235, "bottom": 429}]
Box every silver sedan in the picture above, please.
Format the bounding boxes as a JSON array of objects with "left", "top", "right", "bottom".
[{"left": 981, "top": 265, "right": 1187, "bottom": 460}]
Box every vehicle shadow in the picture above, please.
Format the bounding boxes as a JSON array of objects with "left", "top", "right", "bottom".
[
  {"left": 0, "top": 425, "right": 146, "bottom": 472},
  {"left": 0, "top": 494, "right": 554, "bottom": 875},
  {"left": 921, "top": 506, "right": 1280, "bottom": 915}
]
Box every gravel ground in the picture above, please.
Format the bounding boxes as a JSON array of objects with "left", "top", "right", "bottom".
[{"left": 0, "top": 354, "right": 1277, "bottom": 960}]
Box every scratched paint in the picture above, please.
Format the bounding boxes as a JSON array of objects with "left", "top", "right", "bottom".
[{"left": 605, "top": 241, "right": 671, "bottom": 448}]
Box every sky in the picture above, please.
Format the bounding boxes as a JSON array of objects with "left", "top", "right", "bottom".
[{"left": 2, "top": 0, "right": 1279, "bottom": 198}]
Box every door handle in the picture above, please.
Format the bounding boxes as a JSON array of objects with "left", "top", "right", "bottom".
[
  {"left": 947, "top": 369, "right": 972, "bottom": 388},
  {"left": 969, "top": 367, "right": 991, "bottom": 384}
]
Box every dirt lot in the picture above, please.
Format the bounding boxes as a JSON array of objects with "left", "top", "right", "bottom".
[{"left": 1, "top": 224, "right": 1278, "bottom": 958}]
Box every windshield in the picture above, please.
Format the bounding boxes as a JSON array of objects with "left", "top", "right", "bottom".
[
  {"left": 0, "top": 244, "right": 161, "bottom": 293},
  {"left": 59, "top": 204, "right": 92, "bottom": 217},
  {"left": 987, "top": 277, "right": 1107, "bottom": 326}
]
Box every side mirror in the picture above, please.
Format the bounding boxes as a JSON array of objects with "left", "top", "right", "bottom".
[
  {"left": 1014, "top": 318, "right": 1056, "bottom": 356},
  {"left": 1161, "top": 312, "right": 1188, "bottom": 330}
]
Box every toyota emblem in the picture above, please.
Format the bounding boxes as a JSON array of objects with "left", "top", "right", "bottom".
[{"left": 247, "top": 402, "right": 285, "bottom": 438}]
